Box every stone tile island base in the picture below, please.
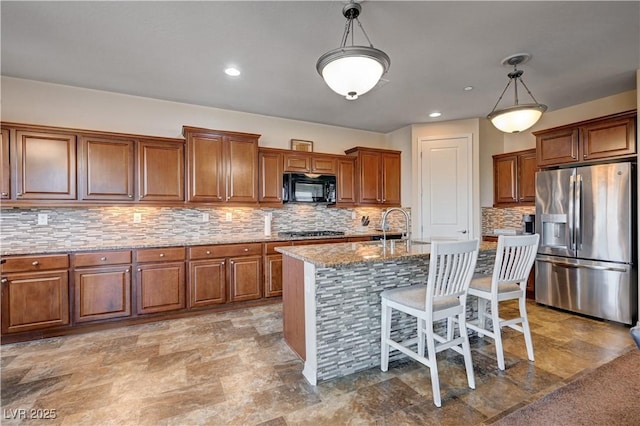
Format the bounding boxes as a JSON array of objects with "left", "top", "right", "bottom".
[{"left": 278, "top": 241, "right": 497, "bottom": 385}]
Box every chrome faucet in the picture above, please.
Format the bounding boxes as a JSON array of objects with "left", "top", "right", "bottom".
[{"left": 381, "top": 207, "right": 411, "bottom": 246}]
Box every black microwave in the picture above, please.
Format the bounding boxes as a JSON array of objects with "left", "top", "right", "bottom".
[{"left": 283, "top": 173, "right": 336, "bottom": 204}]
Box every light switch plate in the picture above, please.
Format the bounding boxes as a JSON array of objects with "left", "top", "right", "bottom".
[
  {"left": 202, "top": 213, "right": 210, "bottom": 223},
  {"left": 225, "top": 212, "right": 232, "bottom": 222},
  {"left": 37, "top": 214, "right": 48, "bottom": 225},
  {"left": 133, "top": 213, "right": 142, "bottom": 223}
]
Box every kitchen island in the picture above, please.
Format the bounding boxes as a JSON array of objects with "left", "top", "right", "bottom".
[{"left": 276, "top": 240, "right": 497, "bottom": 385}]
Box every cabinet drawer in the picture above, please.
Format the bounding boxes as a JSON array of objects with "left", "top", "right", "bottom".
[
  {"left": 2, "top": 254, "right": 69, "bottom": 273},
  {"left": 189, "top": 243, "right": 262, "bottom": 259},
  {"left": 73, "top": 250, "right": 132, "bottom": 268},
  {"left": 264, "top": 241, "right": 292, "bottom": 255},
  {"left": 136, "top": 247, "right": 185, "bottom": 263}
]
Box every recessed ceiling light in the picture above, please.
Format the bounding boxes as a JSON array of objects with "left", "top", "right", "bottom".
[
  {"left": 429, "top": 112, "right": 442, "bottom": 118},
  {"left": 224, "top": 67, "right": 241, "bottom": 77},
  {"left": 464, "top": 86, "right": 474, "bottom": 91}
]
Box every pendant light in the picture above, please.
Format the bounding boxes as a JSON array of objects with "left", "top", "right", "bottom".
[
  {"left": 487, "top": 53, "right": 547, "bottom": 133},
  {"left": 316, "top": 2, "right": 390, "bottom": 100}
]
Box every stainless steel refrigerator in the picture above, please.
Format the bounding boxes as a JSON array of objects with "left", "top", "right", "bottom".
[{"left": 535, "top": 162, "right": 637, "bottom": 324}]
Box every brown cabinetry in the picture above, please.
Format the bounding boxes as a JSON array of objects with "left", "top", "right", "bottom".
[
  {"left": 80, "top": 135, "right": 135, "bottom": 201},
  {"left": 183, "top": 127, "right": 259, "bottom": 204},
  {"left": 258, "top": 148, "right": 283, "bottom": 204},
  {"left": 493, "top": 149, "right": 537, "bottom": 206},
  {"left": 345, "top": 147, "right": 401, "bottom": 206},
  {"left": 135, "top": 247, "right": 185, "bottom": 314},
  {"left": 1, "top": 128, "right": 9, "bottom": 199},
  {"left": 535, "top": 110, "right": 636, "bottom": 167},
  {"left": 187, "top": 246, "right": 227, "bottom": 308},
  {"left": 1, "top": 254, "right": 70, "bottom": 333},
  {"left": 72, "top": 250, "right": 132, "bottom": 323},
  {"left": 264, "top": 242, "right": 291, "bottom": 298},
  {"left": 283, "top": 152, "right": 337, "bottom": 175},
  {"left": 336, "top": 157, "right": 356, "bottom": 205},
  {"left": 137, "top": 139, "right": 184, "bottom": 202},
  {"left": 15, "top": 130, "right": 77, "bottom": 200}
]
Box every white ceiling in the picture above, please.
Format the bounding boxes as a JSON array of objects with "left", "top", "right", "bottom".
[{"left": 1, "top": 1, "right": 638, "bottom": 133}]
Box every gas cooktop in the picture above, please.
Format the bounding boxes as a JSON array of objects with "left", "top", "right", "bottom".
[{"left": 277, "top": 230, "right": 346, "bottom": 238}]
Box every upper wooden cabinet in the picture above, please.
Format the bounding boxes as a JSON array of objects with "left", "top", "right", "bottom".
[
  {"left": 283, "top": 152, "right": 337, "bottom": 175},
  {"left": 1, "top": 129, "right": 9, "bottom": 199},
  {"left": 137, "top": 139, "right": 184, "bottom": 202},
  {"left": 183, "top": 127, "right": 259, "bottom": 204},
  {"left": 79, "top": 135, "right": 135, "bottom": 201},
  {"left": 493, "top": 149, "right": 537, "bottom": 206},
  {"left": 535, "top": 110, "right": 636, "bottom": 167},
  {"left": 14, "top": 130, "right": 77, "bottom": 200},
  {"left": 345, "top": 147, "right": 401, "bottom": 206},
  {"left": 336, "top": 157, "right": 356, "bottom": 206},
  {"left": 258, "top": 148, "right": 283, "bottom": 204}
]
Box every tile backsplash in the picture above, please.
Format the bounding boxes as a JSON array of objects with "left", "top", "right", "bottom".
[
  {"left": 481, "top": 206, "right": 535, "bottom": 235},
  {"left": 1, "top": 204, "right": 410, "bottom": 253}
]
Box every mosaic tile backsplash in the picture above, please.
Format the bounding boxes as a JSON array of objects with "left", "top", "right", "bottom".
[
  {"left": 1, "top": 204, "right": 410, "bottom": 254},
  {"left": 481, "top": 206, "right": 535, "bottom": 235}
]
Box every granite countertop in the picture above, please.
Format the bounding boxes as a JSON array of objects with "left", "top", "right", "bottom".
[
  {"left": 1, "top": 230, "right": 402, "bottom": 256},
  {"left": 276, "top": 240, "right": 497, "bottom": 268}
]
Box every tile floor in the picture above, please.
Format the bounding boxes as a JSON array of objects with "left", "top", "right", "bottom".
[{"left": 1, "top": 301, "right": 635, "bottom": 425}]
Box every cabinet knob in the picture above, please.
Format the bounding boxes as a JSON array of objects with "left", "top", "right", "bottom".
[
  {"left": 159, "top": 253, "right": 165, "bottom": 257},
  {"left": 1, "top": 192, "right": 7, "bottom": 196},
  {"left": 137, "top": 268, "right": 142, "bottom": 272},
  {"left": 128, "top": 194, "right": 133, "bottom": 198},
  {"left": 226, "top": 196, "right": 230, "bottom": 201},
  {"left": 244, "top": 248, "right": 249, "bottom": 252},
  {"left": 206, "top": 250, "right": 211, "bottom": 255},
  {"left": 221, "top": 261, "right": 225, "bottom": 266},
  {"left": 230, "top": 260, "right": 234, "bottom": 265},
  {"left": 125, "top": 269, "right": 130, "bottom": 273},
  {"left": 100, "top": 257, "right": 107, "bottom": 261},
  {"left": 1, "top": 278, "right": 7, "bottom": 284},
  {"left": 32, "top": 260, "right": 39, "bottom": 266},
  {"left": 218, "top": 196, "right": 223, "bottom": 200},
  {"left": 17, "top": 192, "right": 23, "bottom": 196}
]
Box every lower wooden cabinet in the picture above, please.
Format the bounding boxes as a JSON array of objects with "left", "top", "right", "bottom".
[
  {"left": 1, "top": 254, "right": 70, "bottom": 334},
  {"left": 73, "top": 266, "right": 132, "bottom": 323},
  {"left": 229, "top": 255, "right": 262, "bottom": 302},
  {"left": 264, "top": 242, "right": 291, "bottom": 298},
  {"left": 188, "top": 258, "right": 226, "bottom": 308},
  {"left": 135, "top": 247, "right": 186, "bottom": 314}
]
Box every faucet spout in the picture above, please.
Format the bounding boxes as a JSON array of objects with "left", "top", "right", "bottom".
[{"left": 381, "top": 208, "right": 411, "bottom": 245}]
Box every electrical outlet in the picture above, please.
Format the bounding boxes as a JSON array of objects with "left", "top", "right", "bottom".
[
  {"left": 351, "top": 211, "right": 357, "bottom": 220},
  {"left": 202, "top": 212, "right": 210, "bottom": 223},
  {"left": 225, "top": 212, "right": 232, "bottom": 222},
  {"left": 133, "top": 213, "right": 142, "bottom": 223},
  {"left": 37, "top": 214, "right": 48, "bottom": 225}
]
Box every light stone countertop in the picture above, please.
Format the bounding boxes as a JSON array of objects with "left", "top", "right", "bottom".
[
  {"left": 276, "top": 240, "right": 497, "bottom": 268},
  {"left": 1, "top": 230, "right": 401, "bottom": 256}
]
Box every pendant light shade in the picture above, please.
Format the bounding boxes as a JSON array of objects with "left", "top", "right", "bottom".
[
  {"left": 488, "top": 54, "right": 547, "bottom": 133},
  {"left": 316, "top": 3, "right": 390, "bottom": 100}
]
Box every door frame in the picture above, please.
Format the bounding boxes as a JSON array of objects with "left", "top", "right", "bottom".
[{"left": 413, "top": 133, "right": 475, "bottom": 241}]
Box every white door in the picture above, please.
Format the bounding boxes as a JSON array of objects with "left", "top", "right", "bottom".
[{"left": 419, "top": 135, "right": 472, "bottom": 240}]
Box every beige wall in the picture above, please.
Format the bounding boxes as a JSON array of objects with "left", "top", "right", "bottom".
[
  {"left": 1, "top": 77, "right": 387, "bottom": 156},
  {"left": 385, "top": 125, "right": 412, "bottom": 207}
]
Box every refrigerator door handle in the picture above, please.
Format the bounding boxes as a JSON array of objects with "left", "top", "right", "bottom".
[
  {"left": 568, "top": 174, "right": 575, "bottom": 251},
  {"left": 575, "top": 174, "right": 582, "bottom": 250},
  {"left": 537, "top": 258, "right": 628, "bottom": 273}
]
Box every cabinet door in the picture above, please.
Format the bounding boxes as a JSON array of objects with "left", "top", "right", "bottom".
[
  {"left": 138, "top": 140, "right": 184, "bottom": 202},
  {"left": 536, "top": 128, "right": 579, "bottom": 167},
  {"left": 228, "top": 255, "right": 261, "bottom": 302},
  {"left": 1, "top": 129, "right": 9, "bottom": 199},
  {"left": 336, "top": 158, "right": 356, "bottom": 205},
  {"left": 581, "top": 116, "right": 636, "bottom": 161},
  {"left": 381, "top": 152, "right": 401, "bottom": 206},
  {"left": 74, "top": 266, "right": 131, "bottom": 323},
  {"left": 494, "top": 155, "right": 517, "bottom": 205},
  {"left": 226, "top": 135, "right": 258, "bottom": 203},
  {"left": 187, "top": 133, "right": 225, "bottom": 202},
  {"left": 80, "top": 136, "right": 135, "bottom": 201},
  {"left": 358, "top": 151, "right": 382, "bottom": 204},
  {"left": 283, "top": 153, "right": 310, "bottom": 173},
  {"left": 1, "top": 270, "right": 70, "bottom": 333},
  {"left": 188, "top": 258, "right": 226, "bottom": 308},
  {"left": 311, "top": 156, "right": 337, "bottom": 174},
  {"left": 136, "top": 262, "right": 185, "bottom": 314},
  {"left": 259, "top": 150, "right": 283, "bottom": 203},
  {"left": 264, "top": 254, "right": 283, "bottom": 298},
  {"left": 15, "top": 130, "right": 77, "bottom": 200},
  {"left": 518, "top": 150, "right": 537, "bottom": 204}
]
